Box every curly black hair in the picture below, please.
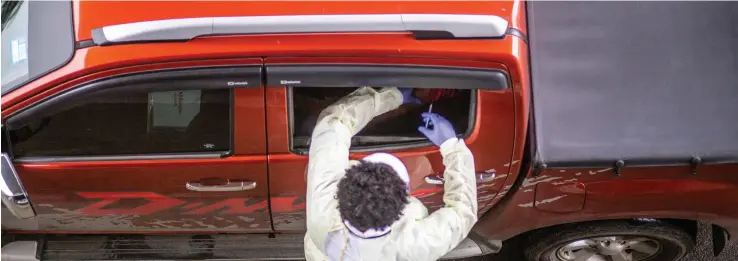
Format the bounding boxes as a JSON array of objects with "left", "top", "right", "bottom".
[{"left": 336, "top": 161, "right": 409, "bottom": 232}]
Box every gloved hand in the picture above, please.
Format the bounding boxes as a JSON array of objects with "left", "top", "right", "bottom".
[
  {"left": 399, "top": 88, "right": 421, "bottom": 104},
  {"left": 417, "top": 112, "right": 457, "bottom": 147}
]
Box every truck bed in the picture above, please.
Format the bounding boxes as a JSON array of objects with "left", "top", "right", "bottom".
[{"left": 529, "top": 1, "right": 738, "bottom": 168}]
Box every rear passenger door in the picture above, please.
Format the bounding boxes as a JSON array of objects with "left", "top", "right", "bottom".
[
  {"left": 2, "top": 61, "right": 272, "bottom": 233},
  {"left": 264, "top": 57, "right": 516, "bottom": 231}
]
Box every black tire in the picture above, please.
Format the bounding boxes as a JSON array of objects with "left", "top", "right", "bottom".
[{"left": 523, "top": 220, "right": 694, "bottom": 261}]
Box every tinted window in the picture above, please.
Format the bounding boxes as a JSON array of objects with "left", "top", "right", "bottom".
[
  {"left": 9, "top": 88, "right": 231, "bottom": 157},
  {"left": 1, "top": 0, "right": 74, "bottom": 94}
]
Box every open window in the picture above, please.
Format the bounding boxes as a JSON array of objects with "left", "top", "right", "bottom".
[
  {"left": 269, "top": 64, "right": 509, "bottom": 153},
  {"left": 291, "top": 87, "right": 475, "bottom": 151}
]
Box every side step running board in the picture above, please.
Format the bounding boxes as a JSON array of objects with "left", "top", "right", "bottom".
[
  {"left": 2, "top": 241, "right": 40, "bottom": 261},
  {"left": 2, "top": 234, "right": 484, "bottom": 260}
]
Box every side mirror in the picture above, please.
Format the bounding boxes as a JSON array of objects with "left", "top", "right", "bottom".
[{"left": 1, "top": 153, "right": 35, "bottom": 219}]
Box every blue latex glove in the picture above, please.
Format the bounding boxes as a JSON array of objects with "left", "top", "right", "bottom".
[
  {"left": 417, "top": 112, "right": 457, "bottom": 147},
  {"left": 399, "top": 88, "right": 421, "bottom": 104}
]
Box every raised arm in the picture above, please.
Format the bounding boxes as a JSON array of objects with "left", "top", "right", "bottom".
[
  {"left": 305, "top": 87, "right": 403, "bottom": 249},
  {"left": 396, "top": 113, "right": 478, "bottom": 260}
]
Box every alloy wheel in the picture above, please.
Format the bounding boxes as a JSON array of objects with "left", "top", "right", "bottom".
[{"left": 551, "top": 236, "right": 662, "bottom": 261}]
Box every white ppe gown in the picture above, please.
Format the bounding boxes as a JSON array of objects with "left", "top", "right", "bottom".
[{"left": 304, "top": 87, "right": 478, "bottom": 261}]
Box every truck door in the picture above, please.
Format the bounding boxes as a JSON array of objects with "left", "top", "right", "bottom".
[
  {"left": 264, "top": 57, "right": 516, "bottom": 231},
  {"left": 1, "top": 61, "right": 272, "bottom": 233}
]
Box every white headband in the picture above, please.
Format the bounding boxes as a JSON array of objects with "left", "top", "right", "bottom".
[{"left": 361, "top": 152, "right": 410, "bottom": 187}]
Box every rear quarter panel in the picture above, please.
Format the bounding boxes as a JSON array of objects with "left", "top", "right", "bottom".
[{"left": 474, "top": 164, "right": 738, "bottom": 241}]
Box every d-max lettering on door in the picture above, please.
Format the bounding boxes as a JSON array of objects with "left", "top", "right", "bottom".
[
  {"left": 74, "top": 192, "right": 303, "bottom": 216},
  {"left": 71, "top": 189, "right": 443, "bottom": 216}
]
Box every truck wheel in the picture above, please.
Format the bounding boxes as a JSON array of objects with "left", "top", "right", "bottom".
[{"left": 523, "top": 220, "right": 694, "bottom": 261}]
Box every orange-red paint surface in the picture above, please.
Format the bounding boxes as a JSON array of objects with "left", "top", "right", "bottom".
[
  {"left": 264, "top": 56, "right": 516, "bottom": 230},
  {"left": 476, "top": 164, "right": 738, "bottom": 240},
  {"left": 13, "top": 154, "right": 271, "bottom": 232},
  {"left": 74, "top": 1, "right": 526, "bottom": 41},
  {"left": 4, "top": 1, "right": 738, "bottom": 245}
]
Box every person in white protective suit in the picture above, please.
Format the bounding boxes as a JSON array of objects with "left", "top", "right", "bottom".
[{"left": 303, "top": 86, "right": 478, "bottom": 261}]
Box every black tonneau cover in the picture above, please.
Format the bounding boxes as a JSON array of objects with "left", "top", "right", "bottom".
[{"left": 528, "top": 2, "right": 738, "bottom": 168}]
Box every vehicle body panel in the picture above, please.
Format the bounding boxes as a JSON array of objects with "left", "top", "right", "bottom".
[
  {"left": 474, "top": 164, "right": 738, "bottom": 241},
  {"left": 2, "top": 37, "right": 525, "bottom": 233},
  {"left": 6, "top": 157, "right": 271, "bottom": 232},
  {"left": 264, "top": 56, "right": 518, "bottom": 231},
  {"left": 1, "top": 34, "right": 523, "bottom": 112},
  {"left": 3, "top": 59, "right": 272, "bottom": 232},
  {"left": 73, "top": 1, "right": 527, "bottom": 41},
  {"left": 473, "top": 0, "right": 738, "bottom": 246},
  {"left": 3, "top": 2, "right": 737, "bottom": 259}
]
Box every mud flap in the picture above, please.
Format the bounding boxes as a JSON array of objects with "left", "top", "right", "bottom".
[
  {"left": 466, "top": 230, "right": 502, "bottom": 254},
  {"left": 712, "top": 224, "right": 729, "bottom": 257}
]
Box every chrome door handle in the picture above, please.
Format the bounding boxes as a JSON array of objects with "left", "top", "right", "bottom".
[
  {"left": 424, "top": 175, "right": 444, "bottom": 185},
  {"left": 185, "top": 180, "right": 256, "bottom": 192},
  {"left": 477, "top": 170, "right": 496, "bottom": 183}
]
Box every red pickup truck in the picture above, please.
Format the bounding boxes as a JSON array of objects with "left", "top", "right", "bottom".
[{"left": 2, "top": 1, "right": 737, "bottom": 261}]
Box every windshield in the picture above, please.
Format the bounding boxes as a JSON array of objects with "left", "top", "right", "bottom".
[{"left": 1, "top": 0, "right": 74, "bottom": 95}]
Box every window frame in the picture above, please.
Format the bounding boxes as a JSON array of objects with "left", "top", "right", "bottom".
[
  {"left": 267, "top": 64, "right": 508, "bottom": 90},
  {"left": 287, "top": 86, "right": 478, "bottom": 155},
  {"left": 5, "top": 66, "right": 263, "bottom": 162},
  {"left": 277, "top": 63, "right": 506, "bottom": 155}
]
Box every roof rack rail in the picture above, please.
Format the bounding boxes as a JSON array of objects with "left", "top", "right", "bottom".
[{"left": 91, "top": 14, "right": 509, "bottom": 46}]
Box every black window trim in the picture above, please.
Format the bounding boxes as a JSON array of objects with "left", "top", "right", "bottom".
[
  {"left": 267, "top": 64, "right": 509, "bottom": 90},
  {"left": 5, "top": 66, "right": 263, "bottom": 162},
  {"left": 287, "top": 87, "right": 478, "bottom": 156}
]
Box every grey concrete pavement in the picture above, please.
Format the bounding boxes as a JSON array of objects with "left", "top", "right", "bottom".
[{"left": 682, "top": 222, "right": 737, "bottom": 261}]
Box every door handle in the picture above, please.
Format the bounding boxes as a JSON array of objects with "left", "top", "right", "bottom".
[
  {"left": 477, "top": 170, "right": 496, "bottom": 183},
  {"left": 185, "top": 180, "right": 256, "bottom": 192},
  {"left": 424, "top": 174, "right": 444, "bottom": 185},
  {"left": 424, "top": 170, "right": 496, "bottom": 185}
]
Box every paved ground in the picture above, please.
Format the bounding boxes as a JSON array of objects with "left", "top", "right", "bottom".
[
  {"left": 682, "top": 223, "right": 737, "bottom": 261},
  {"left": 460, "top": 222, "right": 737, "bottom": 261}
]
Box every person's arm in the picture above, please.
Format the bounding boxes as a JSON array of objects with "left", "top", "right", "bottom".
[
  {"left": 305, "top": 87, "right": 403, "bottom": 249},
  {"left": 396, "top": 114, "right": 478, "bottom": 261}
]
